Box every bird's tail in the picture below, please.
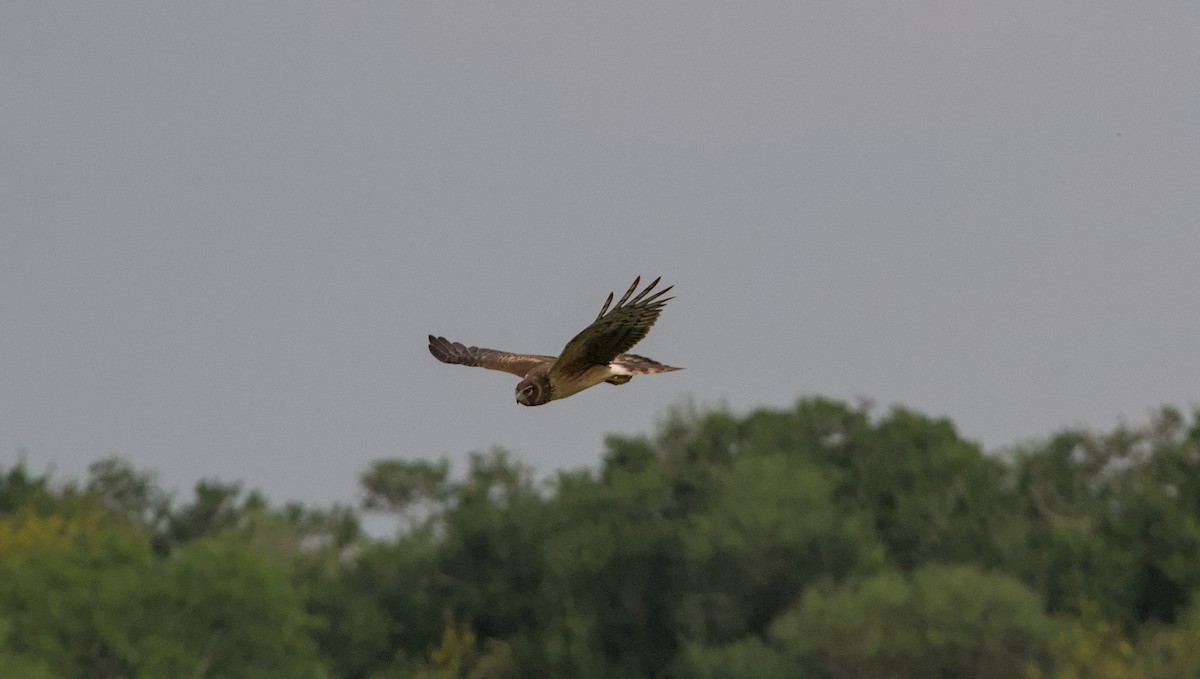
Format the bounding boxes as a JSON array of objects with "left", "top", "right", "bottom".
[{"left": 610, "top": 353, "right": 683, "bottom": 376}]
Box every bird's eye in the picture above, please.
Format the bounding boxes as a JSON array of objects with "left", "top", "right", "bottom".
[{"left": 522, "top": 386, "right": 534, "bottom": 395}]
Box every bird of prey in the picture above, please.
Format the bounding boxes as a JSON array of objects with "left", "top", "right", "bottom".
[{"left": 428, "top": 276, "right": 681, "bottom": 406}]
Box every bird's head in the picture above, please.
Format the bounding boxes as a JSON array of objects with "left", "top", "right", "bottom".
[{"left": 515, "top": 373, "right": 552, "bottom": 406}]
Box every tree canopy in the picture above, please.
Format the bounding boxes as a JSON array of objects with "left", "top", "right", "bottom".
[{"left": 3, "top": 397, "right": 1200, "bottom": 677}]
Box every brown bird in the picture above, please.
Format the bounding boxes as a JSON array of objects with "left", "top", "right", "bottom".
[{"left": 428, "top": 276, "right": 681, "bottom": 406}]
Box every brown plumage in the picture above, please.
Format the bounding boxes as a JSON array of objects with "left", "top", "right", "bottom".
[{"left": 428, "top": 276, "right": 681, "bottom": 406}]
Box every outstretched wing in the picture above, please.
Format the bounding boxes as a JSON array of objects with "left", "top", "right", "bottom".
[
  {"left": 428, "top": 335, "right": 555, "bottom": 378},
  {"left": 551, "top": 276, "right": 674, "bottom": 377}
]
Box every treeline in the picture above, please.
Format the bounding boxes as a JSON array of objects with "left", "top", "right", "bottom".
[{"left": 2, "top": 398, "right": 1200, "bottom": 678}]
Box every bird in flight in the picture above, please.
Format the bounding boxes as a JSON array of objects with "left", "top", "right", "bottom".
[{"left": 429, "top": 276, "right": 681, "bottom": 406}]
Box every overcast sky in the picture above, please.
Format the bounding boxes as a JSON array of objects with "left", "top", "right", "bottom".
[{"left": 3, "top": 2, "right": 1198, "bottom": 509}]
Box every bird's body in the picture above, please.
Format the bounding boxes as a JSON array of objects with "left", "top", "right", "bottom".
[{"left": 428, "top": 276, "right": 680, "bottom": 405}]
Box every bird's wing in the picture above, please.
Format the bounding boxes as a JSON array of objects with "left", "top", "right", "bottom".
[
  {"left": 550, "top": 276, "right": 673, "bottom": 378},
  {"left": 428, "top": 335, "right": 555, "bottom": 378}
]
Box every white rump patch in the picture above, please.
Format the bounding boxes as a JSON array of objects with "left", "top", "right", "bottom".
[{"left": 607, "top": 362, "right": 634, "bottom": 376}]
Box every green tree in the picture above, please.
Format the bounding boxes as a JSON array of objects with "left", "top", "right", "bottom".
[
  {"left": 0, "top": 508, "right": 154, "bottom": 678},
  {"left": 836, "top": 406, "right": 1020, "bottom": 570},
  {"left": 772, "top": 564, "right": 1054, "bottom": 679},
  {"left": 679, "top": 452, "right": 878, "bottom": 644},
  {"left": 538, "top": 443, "right": 710, "bottom": 679},
  {"left": 159, "top": 478, "right": 266, "bottom": 550},
  {"left": 0, "top": 504, "right": 326, "bottom": 677},
  {"left": 1012, "top": 408, "right": 1200, "bottom": 626},
  {"left": 0, "top": 457, "right": 55, "bottom": 513},
  {"left": 138, "top": 533, "right": 326, "bottom": 677},
  {"left": 361, "top": 458, "right": 451, "bottom": 527},
  {"left": 396, "top": 615, "right": 520, "bottom": 679},
  {"left": 0, "top": 618, "right": 55, "bottom": 679},
  {"left": 670, "top": 638, "right": 795, "bottom": 679},
  {"left": 85, "top": 455, "right": 169, "bottom": 527}
]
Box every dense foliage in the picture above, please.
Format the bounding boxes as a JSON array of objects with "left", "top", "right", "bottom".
[{"left": 3, "top": 397, "right": 1200, "bottom": 677}]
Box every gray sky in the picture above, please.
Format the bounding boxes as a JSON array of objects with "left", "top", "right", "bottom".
[{"left": 3, "top": 3, "right": 1198, "bottom": 508}]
